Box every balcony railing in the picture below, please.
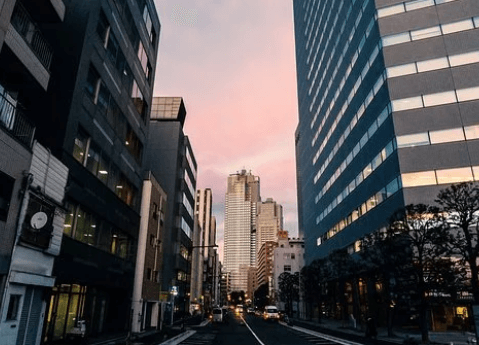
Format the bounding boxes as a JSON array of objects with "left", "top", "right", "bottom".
[
  {"left": 10, "top": 2, "right": 53, "bottom": 69},
  {"left": 0, "top": 93, "right": 35, "bottom": 147}
]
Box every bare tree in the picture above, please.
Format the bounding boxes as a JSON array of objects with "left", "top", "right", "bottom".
[{"left": 436, "top": 182, "right": 479, "bottom": 303}]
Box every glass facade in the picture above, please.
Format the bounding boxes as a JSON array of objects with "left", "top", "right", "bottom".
[{"left": 294, "top": 0, "right": 479, "bottom": 263}]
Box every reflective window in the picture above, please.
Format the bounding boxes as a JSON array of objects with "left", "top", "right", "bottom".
[
  {"left": 441, "top": 19, "right": 474, "bottom": 34},
  {"left": 391, "top": 96, "right": 423, "bottom": 111},
  {"left": 449, "top": 51, "right": 479, "bottom": 67},
  {"left": 436, "top": 167, "right": 473, "bottom": 184},
  {"left": 423, "top": 91, "right": 456, "bottom": 107},
  {"left": 405, "top": 0, "right": 434, "bottom": 11},
  {"left": 417, "top": 57, "right": 448, "bottom": 72},
  {"left": 456, "top": 86, "right": 479, "bottom": 102},
  {"left": 401, "top": 171, "right": 437, "bottom": 187},
  {"left": 464, "top": 125, "right": 479, "bottom": 140},
  {"left": 387, "top": 63, "right": 416, "bottom": 77},
  {"left": 411, "top": 26, "right": 441, "bottom": 40},
  {"left": 397, "top": 132, "right": 430, "bottom": 148},
  {"left": 429, "top": 127, "right": 464, "bottom": 144},
  {"left": 382, "top": 32, "right": 410, "bottom": 46},
  {"left": 378, "top": 3, "right": 404, "bottom": 18}
]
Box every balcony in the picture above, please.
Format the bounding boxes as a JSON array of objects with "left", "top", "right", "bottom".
[
  {"left": 5, "top": 2, "right": 53, "bottom": 90},
  {"left": 0, "top": 93, "right": 35, "bottom": 147},
  {"left": 11, "top": 3, "right": 53, "bottom": 70}
]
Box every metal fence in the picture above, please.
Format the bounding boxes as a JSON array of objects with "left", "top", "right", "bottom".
[
  {"left": 0, "top": 92, "right": 35, "bottom": 147},
  {"left": 10, "top": 2, "right": 53, "bottom": 69}
]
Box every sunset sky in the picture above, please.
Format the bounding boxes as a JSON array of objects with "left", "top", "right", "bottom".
[{"left": 152, "top": 1, "right": 299, "bottom": 260}]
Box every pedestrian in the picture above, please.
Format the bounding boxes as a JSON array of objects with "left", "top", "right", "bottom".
[{"left": 365, "top": 317, "right": 377, "bottom": 340}]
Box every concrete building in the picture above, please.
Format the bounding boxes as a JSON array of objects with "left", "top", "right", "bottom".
[
  {"left": 193, "top": 189, "right": 218, "bottom": 311},
  {"left": 189, "top": 215, "right": 203, "bottom": 312},
  {"left": 0, "top": 142, "right": 68, "bottom": 345},
  {"left": 0, "top": 0, "right": 65, "bottom": 313},
  {"left": 273, "top": 237, "right": 304, "bottom": 315},
  {"left": 147, "top": 97, "right": 197, "bottom": 314},
  {"left": 224, "top": 170, "right": 260, "bottom": 293},
  {"left": 131, "top": 172, "right": 167, "bottom": 333},
  {"left": 36, "top": 0, "right": 160, "bottom": 341},
  {"left": 256, "top": 198, "right": 283, "bottom": 253},
  {"left": 294, "top": 0, "right": 479, "bottom": 263},
  {"left": 256, "top": 241, "right": 278, "bottom": 301}
]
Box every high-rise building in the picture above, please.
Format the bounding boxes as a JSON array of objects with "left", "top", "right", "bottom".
[
  {"left": 224, "top": 170, "right": 260, "bottom": 293},
  {"left": 193, "top": 189, "right": 218, "bottom": 311},
  {"left": 256, "top": 198, "right": 283, "bottom": 253},
  {"left": 147, "top": 97, "right": 197, "bottom": 313},
  {"left": 294, "top": 0, "right": 479, "bottom": 264},
  {"left": 28, "top": 0, "right": 159, "bottom": 341}
]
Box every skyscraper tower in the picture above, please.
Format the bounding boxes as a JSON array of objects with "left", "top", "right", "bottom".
[
  {"left": 256, "top": 198, "right": 284, "bottom": 252},
  {"left": 294, "top": 0, "right": 479, "bottom": 264},
  {"left": 224, "top": 170, "right": 260, "bottom": 293}
]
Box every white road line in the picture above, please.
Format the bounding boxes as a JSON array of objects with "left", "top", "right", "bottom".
[
  {"left": 281, "top": 323, "right": 364, "bottom": 345},
  {"left": 240, "top": 316, "right": 266, "bottom": 345}
]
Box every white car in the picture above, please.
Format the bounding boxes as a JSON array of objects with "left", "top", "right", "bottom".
[{"left": 263, "top": 306, "right": 280, "bottom": 322}]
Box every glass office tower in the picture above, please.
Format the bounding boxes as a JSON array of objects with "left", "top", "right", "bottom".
[{"left": 294, "top": 0, "right": 479, "bottom": 264}]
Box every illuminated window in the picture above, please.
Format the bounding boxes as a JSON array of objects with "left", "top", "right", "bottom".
[
  {"left": 397, "top": 132, "right": 429, "bottom": 148},
  {"left": 436, "top": 167, "right": 474, "bottom": 184},
  {"left": 417, "top": 57, "right": 448, "bottom": 72},
  {"left": 441, "top": 19, "right": 474, "bottom": 34},
  {"left": 464, "top": 125, "right": 479, "bottom": 140},
  {"left": 391, "top": 96, "right": 423, "bottom": 111},
  {"left": 423, "top": 91, "right": 457, "bottom": 107},
  {"left": 401, "top": 171, "right": 437, "bottom": 187},
  {"left": 429, "top": 128, "right": 464, "bottom": 144}
]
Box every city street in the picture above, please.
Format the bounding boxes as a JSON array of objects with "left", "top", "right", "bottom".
[{"left": 175, "top": 312, "right": 363, "bottom": 345}]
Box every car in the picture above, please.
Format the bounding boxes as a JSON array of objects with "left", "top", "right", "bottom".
[
  {"left": 263, "top": 305, "right": 280, "bottom": 322},
  {"left": 247, "top": 307, "right": 255, "bottom": 315},
  {"left": 212, "top": 308, "right": 223, "bottom": 323},
  {"left": 235, "top": 304, "right": 244, "bottom": 315}
]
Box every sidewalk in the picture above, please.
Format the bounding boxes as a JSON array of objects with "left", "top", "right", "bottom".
[{"left": 289, "top": 317, "right": 477, "bottom": 345}]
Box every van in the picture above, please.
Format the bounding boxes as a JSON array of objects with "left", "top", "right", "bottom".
[
  {"left": 263, "top": 305, "right": 279, "bottom": 322},
  {"left": 212, "top": 308, "right": 223, "bottom": 323}
]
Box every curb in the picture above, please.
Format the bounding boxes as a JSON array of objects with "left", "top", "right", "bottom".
[{"left": 157, "top": 330, "right": 196, "bottom": 345}]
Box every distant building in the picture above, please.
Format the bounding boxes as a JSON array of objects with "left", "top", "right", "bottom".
[
  {"left": 256, "top": 241, "right": 278, "bottom": 300},
  {"left": 131, "top": 172, "right": 167, "bottom": 333},
  {"left": 147, "top": 97, "right": 197, "bottom": 313},
  {"left": 273, "top": 237, "right": 304, "bottom": 314},
  {"left": 256, "top": 198, "right": 283, "bottom": 253},
  {"left": 224, "top": 170, "right": 260, "bottom": 293}
]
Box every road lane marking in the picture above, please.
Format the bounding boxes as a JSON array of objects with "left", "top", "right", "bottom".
[
  {"left": 282, "top": 323, "right": 364, "bottom": 345},
  {"left": 240, "top": 315, "right": 266, "bottom": 345}
]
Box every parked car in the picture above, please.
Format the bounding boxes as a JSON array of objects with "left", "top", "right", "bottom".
[
  {"left": 247, "top": 307, "right": 255, "bottom": 315},
  {"left": 263, "top": 305, "right": 280, "bottom": 322}
]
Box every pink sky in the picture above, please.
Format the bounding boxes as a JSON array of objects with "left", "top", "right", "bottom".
[{"left": 153, "top": 1, "right": 299, "bottom": 260}]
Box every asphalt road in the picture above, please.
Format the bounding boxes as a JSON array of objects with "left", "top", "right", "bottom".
[{"left": 178, "top": 312, "right": 362, "bottom": 345}]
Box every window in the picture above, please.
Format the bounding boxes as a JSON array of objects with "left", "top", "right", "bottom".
[
  {"left": 411, "top": 26, "right": 441, "bottom": 40},
  {"left": 137, "top": 41, "right": 151, "bottom": 80},
  {"left": 417, "top": 57, "right": 448, "bottom": 72},
  {"left": 6, "top": 295, "right": 21, "bottom": 320},
  {"left": 125, "top": 125, "right": 143, "bottom": 162},
  {"left": 436, "top": 167, "right": 474, "bottom": 184},
  {"left": 291, "top": 253, "right": 295, "bottom": 259},
  {"left": 429, "top": 127, "right": 464, "bottom": 144},
  {"left": 116, "top": 174, "right": 137, "bottom": 207},
  {"left": 456, "top": 86, "right": 479, "bottom": 102},
  {"left": 377, "top": 3, "right": 404, "bottom": 18},
  {"left": 406, "top": 0, "right": 434, "bottom": 10},
  {"left": 73, "top": 129, "right": 89, "bottom": 164},
  {"left": 449, "top": 51, "right": 479, "bottom": 67},
  {"left": 465, "top": 125, "right": 479, "bottom": 140},
  {"left": 0, "top": 171, "right": 14, "bottom": 221},
  {"left": 397, "top": 132, "right": 429, "bottom": 148},
  {"left": 441, "top": 19, "right": 474, "bottom": 34},
  {"left": 97, "top": 10, "right": 110, "bottom": 46},
  {"left": 146, "top": 268, "right": 152, "bottom": 281},
  {"left": 423, "top": 91, "right": 456, "bottom": 107},
  {"left": 74, "top": 206, "right": 97, "bottom": 245},
  {"left": 391, "top": 96, "right": 423, "bottom": 112},
  {"left": 401, "top": 171, "right": 437, "bottom": 187},
  {"left": 382, "top": 32, "right": 410, "bottom": 46},
  {"left": 86, "top": 66, "right": 101, "bottom": 103},
  {"left": 131, "top": 80, "right": 147, "bottom": 120},
  {"left": 284, "top": 265, "right": 291, "bottom": 272}
]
